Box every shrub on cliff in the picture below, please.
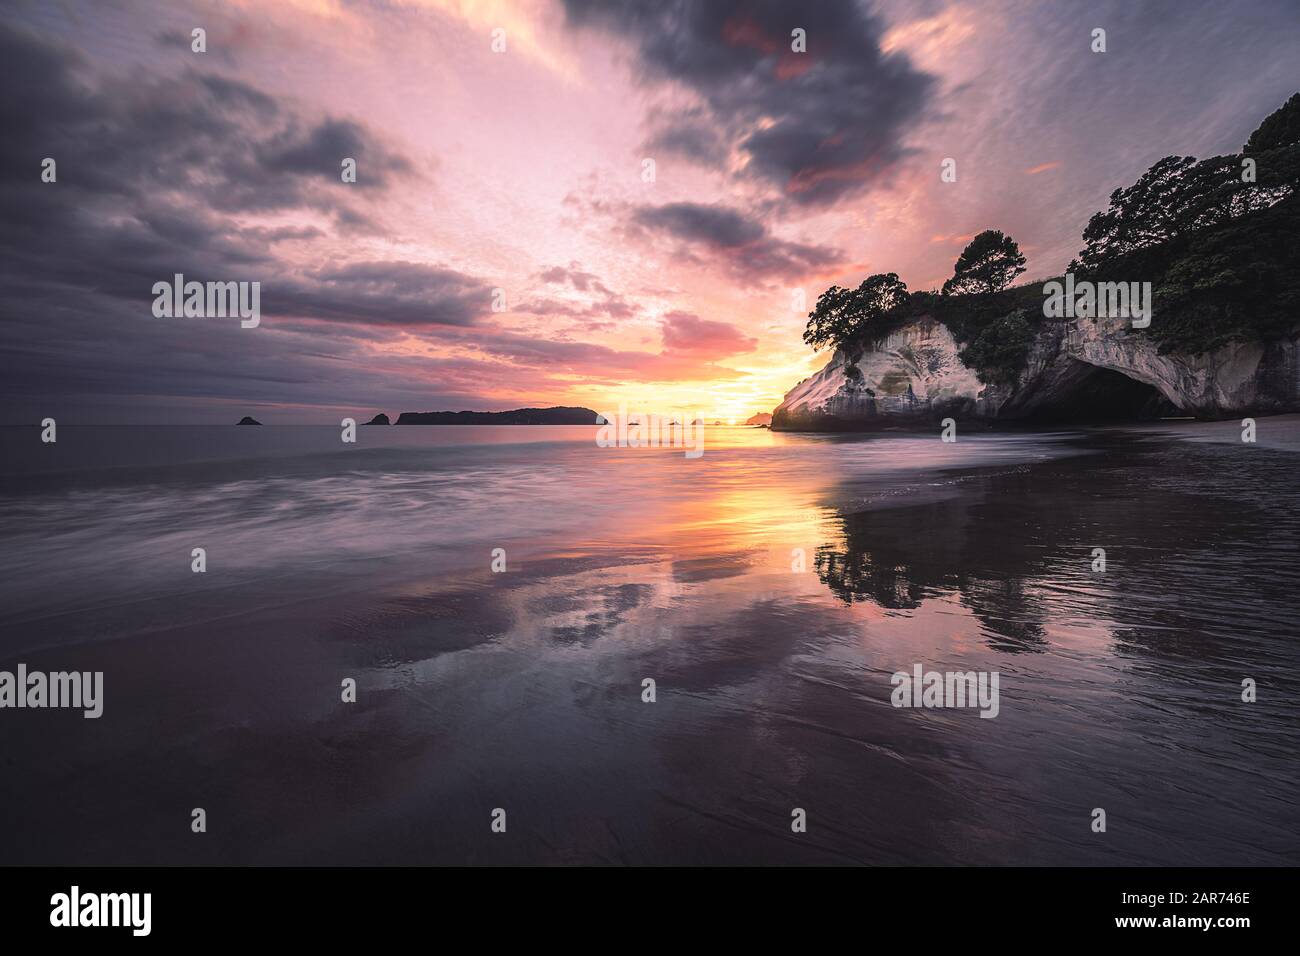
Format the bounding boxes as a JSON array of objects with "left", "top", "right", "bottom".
[
  {"left": 917, "top": 282, "right": 1045, "bottom": 346},
  {"left": 957, "top": 310, "right": 1038, "bottom": 386}
]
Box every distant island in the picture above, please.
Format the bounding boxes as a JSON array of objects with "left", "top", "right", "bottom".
[
  {"left": 745, "top": 412, "right": 773, "bottom": 426},
  {"left": 362, "top": 413, "right": 390, "bottom": 425},
  {"left": 394, "top": 406, "right": 599, "bottom": 425},
  {"left": 236, "top": 416, "right": 262, "bottom": 425}
]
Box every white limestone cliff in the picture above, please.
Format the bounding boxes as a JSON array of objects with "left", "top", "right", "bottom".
[{"left": 772, "top": 314, "right": 1300, "bottom": 429}]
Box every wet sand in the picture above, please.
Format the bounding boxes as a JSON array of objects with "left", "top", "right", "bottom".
[{"left": 1, "top": 421, "right": 1298, "bottom": 864}]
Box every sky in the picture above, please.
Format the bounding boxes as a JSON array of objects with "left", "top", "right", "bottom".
[{"left": 2, "top": 0, "right": 1298, "bottom": 424}]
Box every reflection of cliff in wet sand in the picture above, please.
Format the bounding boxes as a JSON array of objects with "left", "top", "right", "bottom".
[
  {"left": 3, "top": 415, "right": 1297, "bottom": 866},
  {"left": 814, "top": 429, "right": 1279, "bottom": 656}
]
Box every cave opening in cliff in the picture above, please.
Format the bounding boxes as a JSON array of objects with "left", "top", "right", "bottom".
[{"left": 1026, "top": 360, "right": 1182, "bottom": 422}]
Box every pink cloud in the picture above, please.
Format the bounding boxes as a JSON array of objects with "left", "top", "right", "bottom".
[{"left": 661, "top": 311, "right": 758, "bottom": 359}]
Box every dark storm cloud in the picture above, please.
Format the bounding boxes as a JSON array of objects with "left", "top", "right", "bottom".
[
  {"left": 0, "top": 18, "right": 414, "bottom": 220},
  {"left": 0, "top": 21, "right": 414, "bottom": 245},
  {"left": 0, "top": 20, "right": 494, "bottom": 421},
  {"left": 564, "top": 0, "right": 934, "bottom": 206},
  {"left": 634, "top": 203, "right": 765, "bottom": 247},
  {"left": 258, "top": 118, "right": 413, "bottom": 188},
  {"left": 631, "top": 201, "right": 842, "bottom": 280},
  {"left": 195, "top": 73, "right": 279, "bottom": 114},
  {"left": 642, "top": 106, "right": 728, "bottom": 164},
  {"left": 275, "top": 262, "right": 491, "bottom": 327}
]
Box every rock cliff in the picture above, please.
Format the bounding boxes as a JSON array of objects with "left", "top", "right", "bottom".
[{"left": 772, "top": 314, "right": 1300, "bottom": 430}]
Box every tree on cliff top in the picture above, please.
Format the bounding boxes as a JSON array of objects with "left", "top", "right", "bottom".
[
  {"left": 1075, "top": 92, "right": 1300, "bottom": 277},
  {"left": 1069, "top": 91, "right": 1300, "bottom": 354},
  {"left": 941, "top": 230, "right": 1026, "bottom": 296},
  {"left": 802, "top": 273, "right": 908, "bottom": 352},
  {"left": 1072, "top": 154, "right": 1284, "bottom": 274},
  {"left": 1245, "top": 91, "right": 1300, "bottom": 154}
]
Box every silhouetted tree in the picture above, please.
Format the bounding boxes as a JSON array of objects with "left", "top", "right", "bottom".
[
  {"left": 1068, "top": 92, "right": 1300, "bottom": 354},
  {"left": 1075, "top": 156, "right": 1198, "bottom": 272},
  {"left": 1242, "top": 91, "right": 1300, "bottom": 197},
  {"left": 1075, "top": 93, "right": 1300, "bottom": 276},
  {"left": 1245, "top": 91, "right": 1300, "bottom": 154},
  {"left": 803, "top": 273, "right": 908, "bottom": 352},
  {"left": 942, "top": 230, "right": 1026, "bottom": 295}
]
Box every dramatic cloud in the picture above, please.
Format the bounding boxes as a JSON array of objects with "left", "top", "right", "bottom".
[
  {"left": 660, "top": 311, "right": 757, "bottom": 359},
  {"left": 521, "top": 263, "right": 639, "bottom": 321},
  {"left": 631, "top": 202, "right": 842, "bottom": 280},
  {"left": 469, "top": 331, "right": 747, "bottom": 383},
  {"left": 0, "top": 20, "right": 492, "bottom": 421},
  {"left": 564, "top": 0, "right": 934, "bottom": 206},
  {"left": 635, "top": 203, "right": 765, "bottom": 247},
  {"left": 257, "top": 117, "right": 414, "bottom": 190},
  {"left": 641, "top": 104, "right": 729, "bottom": 164},
  {"left": 275, "top": 262, "right": 492, "bottom": 327},
  {"left": 537, "top": 262, "right": 605, "bottom": 292},
  {"left": 0, "top": 21, "right": 426, "bottom": 300},
  {"left": 4, "top": 0, "right": 1297, "bottom": 423}
]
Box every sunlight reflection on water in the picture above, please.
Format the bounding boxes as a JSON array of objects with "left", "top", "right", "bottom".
[{"left": 1, "top": 423, "right": 1297, "bottom": 864}]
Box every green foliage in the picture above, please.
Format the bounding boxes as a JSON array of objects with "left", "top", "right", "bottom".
[
  {"left": 1073, "top": 154, "right": 1284, "bottom": 275},
  {"left": 799, "top": 91, "right": 1300, "bottom": 377},
  {"left": 1242, "top": 93, "right": 1300, "bottom": 194},
  {"left": 1067, "top": 91, "right": 1300, "bottom": 355},
  {"left": 1148, "top": 195, "right": 1300, "bottom": 354},
  {"left": 1076, "top": 156, "right": 1197, "bottom": 271},
  {"left": 1245, "top": 92, "right": 1300, "bottom": 154},
  {"left": 958, "top": 310, "right": 1038, "bottom": 386},
  {"left": 802, "top": 285, "right": 856, "bottom": 352},
  {"left": 909, "top": 282, "right": 1044, "bottom": 346},
  {"left": 941, "top": 230, "right": 1026, "bottom": 295},
  {"left": 802, "top": 272, "right": 909, "bottom": 352},
  {"left": 1060, "top": 91, "right": 1300, "bottom": 356}
]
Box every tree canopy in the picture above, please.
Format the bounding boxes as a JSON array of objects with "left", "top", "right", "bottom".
[
  {"left": 795, "top": 90, "right": 1300, "bottom": 374},
  {"left": 1075, "top": 93, "right": 1300, "bottom": 277},
  {"left": 1062, "top": 91, "right": 1300, "bottom": 354},
  {"left": 1072, "top": 154, "right": 1285, "bottom": 274},
  {"left": 1245, "top": 91, "right": 1300, "bottom": 154},
  {"left": 941, "top": 230, "right": 1026, "bottom": 295},
  {"left": 802, "top": 273, "right": 908, "bottom": 352}
]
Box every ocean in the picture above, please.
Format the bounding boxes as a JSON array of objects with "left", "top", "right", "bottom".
[{"left": 1, "top": 420, "right": 1297, "bottom": 864}]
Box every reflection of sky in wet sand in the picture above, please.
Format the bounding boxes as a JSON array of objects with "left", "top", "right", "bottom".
[
  {"left": 1, "top": 422, "right": 1297, "bottom": 864},
  {"left": 316, "top": 428, "right": 1298, "bottom": 864}
]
